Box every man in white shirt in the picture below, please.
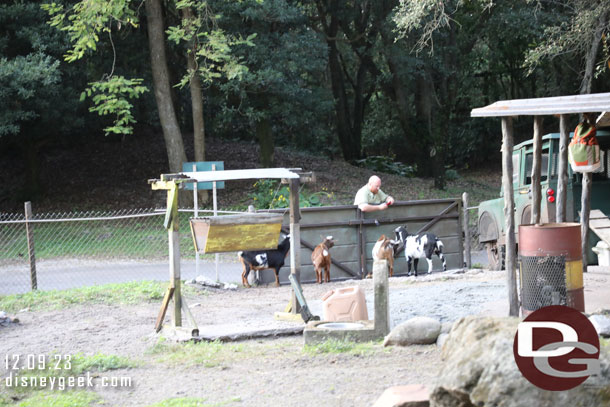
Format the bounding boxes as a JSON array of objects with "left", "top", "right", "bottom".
[{"left": 353, "top": 175, "right": 395, "bottom": 212}]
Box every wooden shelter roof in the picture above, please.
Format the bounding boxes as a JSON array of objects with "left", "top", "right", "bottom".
[
  {"left": 471, "top": 92, "right": 610, "bottom": 120},
  {"left": 180, "top": 168, "right": 300, "bottom": 183}
]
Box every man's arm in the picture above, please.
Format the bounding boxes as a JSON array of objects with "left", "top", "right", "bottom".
[{"left": 358, "top": 202, "right": 388, "bottom": 212}]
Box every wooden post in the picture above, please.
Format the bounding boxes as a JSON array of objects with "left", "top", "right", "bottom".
[
  {"left": 462, "top": 192, "right": 471, "bottom": 269},
  {"left": 212, "top": 164, "right": 219, "bottom": 281},
  {"left": 502, "top": 117, "right": 519, "bottom": 317},
  {"left": 289, "top": 178, "right": 301, "bottom": 314},
  {"left": 556, "top": 115, "right": 569, "bottom": 222},
  {"left": 581, "top": 172, "right": 592, "bottom": 274},
  {"left": 531, "top": 116, "right": 543, "bottom": 225},
  {"left": 193, "top": 164, "right": 199, "bottom": 277},
  {"left": 24, "top": 201, "right": 37, "bottom": 291},
  {"left": 168, "top": 183, "right": 182, "bottom": 327}
]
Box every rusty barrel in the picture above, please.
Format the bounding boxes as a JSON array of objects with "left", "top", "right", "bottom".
[{"left": 518, "top": 223, "right": 584, "bottom": 315}]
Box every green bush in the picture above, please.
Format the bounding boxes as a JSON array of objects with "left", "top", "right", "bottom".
[
  {"left": 354, "top": 156, "right": 416, "bottom": 178},
  {"left": 250, "top": 180, "right": 333, "bottom": 209}
]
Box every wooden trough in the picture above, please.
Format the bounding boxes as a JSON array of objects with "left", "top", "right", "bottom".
[{"left": 190, "top": 213, "right": 284, "bottom": 253}]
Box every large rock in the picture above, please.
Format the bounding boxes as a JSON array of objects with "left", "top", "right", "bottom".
[
  {"left": 589, "top": 314, "right": 610, "bottom": 337},
  {"left": 384, "top": 317, "right": 441, "bottom": 346},
  {"left": 372, "top": 384, "right": 430, "bottom": 407},
  {"left": 430, "top": 316, "right": 610, "bottom": 407}
]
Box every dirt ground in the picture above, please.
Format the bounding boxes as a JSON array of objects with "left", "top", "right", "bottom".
[{"left": 1, "top": 268, "right": 609, "bottom": 406}]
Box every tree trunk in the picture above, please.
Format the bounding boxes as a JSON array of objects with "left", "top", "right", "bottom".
[
  {"left": 145, "top": 0, "right": 187, "bottom": 173},
  {"left": 415, "top": 72, "right": 434, "bottom": 177},
  {"left": 580, "top": 10, "right": 609, "bottom": 94},
  {"left": 256, "top": 117, "right": 274, "bottom": 168}
]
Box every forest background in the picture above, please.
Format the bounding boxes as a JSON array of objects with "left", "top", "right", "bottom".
[{"left": 1, "top": 0, "right": 609, "bottom": 212}]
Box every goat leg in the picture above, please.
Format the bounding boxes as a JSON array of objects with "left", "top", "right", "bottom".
[{"left": 324, "top": 265, "right": 330, "bottom": 283}]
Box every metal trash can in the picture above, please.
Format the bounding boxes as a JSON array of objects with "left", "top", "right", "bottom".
[{"left": 518, "top": 223, "right": 584, "bottom": 316}]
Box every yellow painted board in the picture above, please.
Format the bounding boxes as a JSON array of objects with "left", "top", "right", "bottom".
[
  {"left": 565, "top": 259, "right": 584, "bottom": 290},
  {"left": 206, "top": 223, "right": 282, "bottom": 253}
]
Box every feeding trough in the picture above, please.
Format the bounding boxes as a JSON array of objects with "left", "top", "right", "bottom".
[{"left": 190, "top": 213, "right": 284, "bottom": 254}]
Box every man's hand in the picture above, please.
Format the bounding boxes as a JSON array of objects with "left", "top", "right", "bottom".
[{"left": 386, "top": 196, "right": 395, "bottom": 205}]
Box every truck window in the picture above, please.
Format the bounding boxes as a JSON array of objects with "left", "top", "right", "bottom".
[{"left": 524, "top": 151, "right": 549, "bottom": 185}]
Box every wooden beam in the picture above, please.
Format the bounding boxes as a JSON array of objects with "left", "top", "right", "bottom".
[
  {"left": 168, "top": 186, "right": 182, "bottom": 327},
  {"left": 462, "top": 193, "right": 470, "bottom": 269},
  {"left": 502, "top": 117, "right": 519, "bottom": 317},
  {"left": 556, "top": 115, "right": 570, "bottom": 222},
  {"left": 581, "top": 173, "right": 592, "bottom": 274},
  {"left": 531, "top": 117, "right": 543, "bottom": 225},
  {"left": 155, "top": 287, "right": 174, "bottom": 333},
  {"left": 289, "top": 178, "right": 301, "bottom": 314}
]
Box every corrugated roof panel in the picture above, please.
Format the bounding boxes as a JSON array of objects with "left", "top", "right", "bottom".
[{"left": 471, "top": 92, "right": 610, "bottom": 117}]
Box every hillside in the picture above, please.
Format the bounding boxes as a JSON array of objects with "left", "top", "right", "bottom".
[{"left": 0, "top": 131, "right": 502, "bottom": 214}]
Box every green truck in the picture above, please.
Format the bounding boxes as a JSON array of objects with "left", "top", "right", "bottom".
[{"left": 478, "top": 129, "right": 610, "bottom": 270}]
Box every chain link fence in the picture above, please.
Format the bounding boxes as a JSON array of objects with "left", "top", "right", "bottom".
[{"left": 0, "top": 207, "right": 244, "bottom": 295}]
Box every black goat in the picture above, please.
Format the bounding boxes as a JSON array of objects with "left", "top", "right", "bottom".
[{"left": 238, "top": 235, "right": 291, "bottom": 287}]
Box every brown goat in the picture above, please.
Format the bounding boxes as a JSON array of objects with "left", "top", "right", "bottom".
[
  {"left": 311, "top": 236, "right": 335, "bottom": 283},
  {"left": 371, "top": 234, "right": 399, "bottom": 277}
]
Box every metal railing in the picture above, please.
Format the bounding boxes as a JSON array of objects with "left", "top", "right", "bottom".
[{"left": 0, "top": 205, "right": 243, "bottom": 295}]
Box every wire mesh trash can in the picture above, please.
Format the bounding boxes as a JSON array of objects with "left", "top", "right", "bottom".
[{"left": 518, "top": 223, "right": 584, "bottom": 316}]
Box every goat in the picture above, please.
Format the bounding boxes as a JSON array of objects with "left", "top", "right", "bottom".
[
  {"left": 238, "top": 235, "right": 290, "bottom": 287},
  {"left": 394, "top": 226, "right": 446, "bottom": 277},
  {"left": 311, "top": 236, "right": 335, "bottom": 283},
  {"left": 371, "top": 235, "right": 399, "bottom": 277}
]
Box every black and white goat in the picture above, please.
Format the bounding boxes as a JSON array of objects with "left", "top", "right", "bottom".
[
  {"left": 238, "top": 235, "right": 290, "bottom": 287},
  {"left": 394, "top": 226, "right": 446, "bottom": 277}
]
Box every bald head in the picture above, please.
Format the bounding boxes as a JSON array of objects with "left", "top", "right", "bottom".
[{"left": 368, "top": 175, "right": 381, "bottom": 194}]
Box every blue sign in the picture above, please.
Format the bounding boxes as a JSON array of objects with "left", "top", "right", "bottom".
[{"left": 182, "top": 161, "right": 225, "bottom": 190}]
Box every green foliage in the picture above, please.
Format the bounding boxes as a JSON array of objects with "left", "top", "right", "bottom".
[
  {"left": 0, "top": 281, "right": 173, "bottom": 312},
  {"left": 249, "top": 179, "right": 333, "bottom": 209},
  {"left": 81, "top": 76, "right": 148, "bottom": 135},
  {"left": 354, "top": 156, "right": 417, "bottom": 178},
  {"left": 70, "top": 352, "right": 135, "bottom": 374}
]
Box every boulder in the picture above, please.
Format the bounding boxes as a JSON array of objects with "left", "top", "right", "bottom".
[
  {"left": 372, "top": 384, "right": 430, "bottom": 407},
  {"left": 436, "top": 333, "right": 449, "bottom": 349},
  {"left": 589, "top": 314, "right": 610, "bottom": 337},
  {"left": 430, "top": 316, "right": 610, "bottom": 407},
  {"left": 384, "top": 317, "right": 441, "bottom": 346}
]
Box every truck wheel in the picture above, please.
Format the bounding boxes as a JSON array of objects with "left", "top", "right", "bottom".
[{"left": 486, "top": 242, "right": 505, "bottom": 271}]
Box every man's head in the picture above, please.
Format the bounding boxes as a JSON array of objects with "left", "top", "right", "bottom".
[{"left": 367, "top": 175, "right": 382, "bottom": 194}]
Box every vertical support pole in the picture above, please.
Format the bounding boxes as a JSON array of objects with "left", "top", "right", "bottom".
[
  {"left": 289, "top": 178, "right": 301, "bottom": 314},
  {"left": 168, "top": 183, "right": 182, "bottom": 327},
  {"left": 358, "top": 209, "right": 366, "bottom": 278},
  {"left": 556, "top": 115, "right": 569, "bottom": 223},
  {"left": 581, "top": 172, "right": 592, "bottom": 274},
  {"left": 24, "top": 201, "right": 37, "bottom": 291},
  {"left": 462, "top": 193, "right": 471, "bottom": 269},
  {"left": 502, "top": 117, "right": 519, "bottom": 317},
  {"left": 531, "top": 116, "right": 543, "bottom": 225},
  {"left": 193, "top": 164, "right": 199, "bottom": 277},
  {"left": 213, "top": 164, "right": 219, "bottom": 281},
  {"left": 457, "top": 197, "right": 465, "bottom": 270}
]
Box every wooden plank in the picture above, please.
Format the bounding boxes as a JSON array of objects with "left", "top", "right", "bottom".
[
  {"left": 197, "top": 326, "right": 304, "bottom": 342},
  {"left": 502, "top": 117, "right": 519, "bottom": 317},
  {"left": 181, "top": 168, "right": 299, "bottom": 183},
  {"left": 463, "top": 192, "right": 471, "bottom": 268},
  {"left": 155, "top": 287, "right": 174, "bottom": 333},
  {"left": 203, "top": 223, "right": 282, "bottom": 253},
  {"left": 531, "top": 117, "right": 543, "bottom": 225},
  {"left": 196, "top": 213, "right": 283, "bottom": 226},
  {"left": 557, "top": 115, "right": 570, "bottom": 222},
  {"left": 589, "top": 208, "right": 610, "bottom": 259}
]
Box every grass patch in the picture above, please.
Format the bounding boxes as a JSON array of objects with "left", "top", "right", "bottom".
[
  {"left": 303, "top": 339, "right": 382, "bottom": 356},
  {"left": 471, "top": 263, "right": 484, "bottom": 269},
  {"left": 147, "top": 338, "right": 244, "bottom": 368},
  {"left": 1, "top": 391, "right": 102, "bottom": 407},
  {"left": 0, "top": 280, "right": 199, "bottom": 313},
  {"left": 70, "top": 352, "right": 135, "bottom": 374},
  {"left": 147, "top": 397, "right": 242, "bottom": 407}
]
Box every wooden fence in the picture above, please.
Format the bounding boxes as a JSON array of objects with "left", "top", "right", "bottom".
[{"left": 258, "top": 199, "right": 463, "bottom": 284}]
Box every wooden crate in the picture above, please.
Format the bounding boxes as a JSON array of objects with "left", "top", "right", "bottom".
[{"left": 189, "top": 213, "right": 284, "bottom": 253}]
